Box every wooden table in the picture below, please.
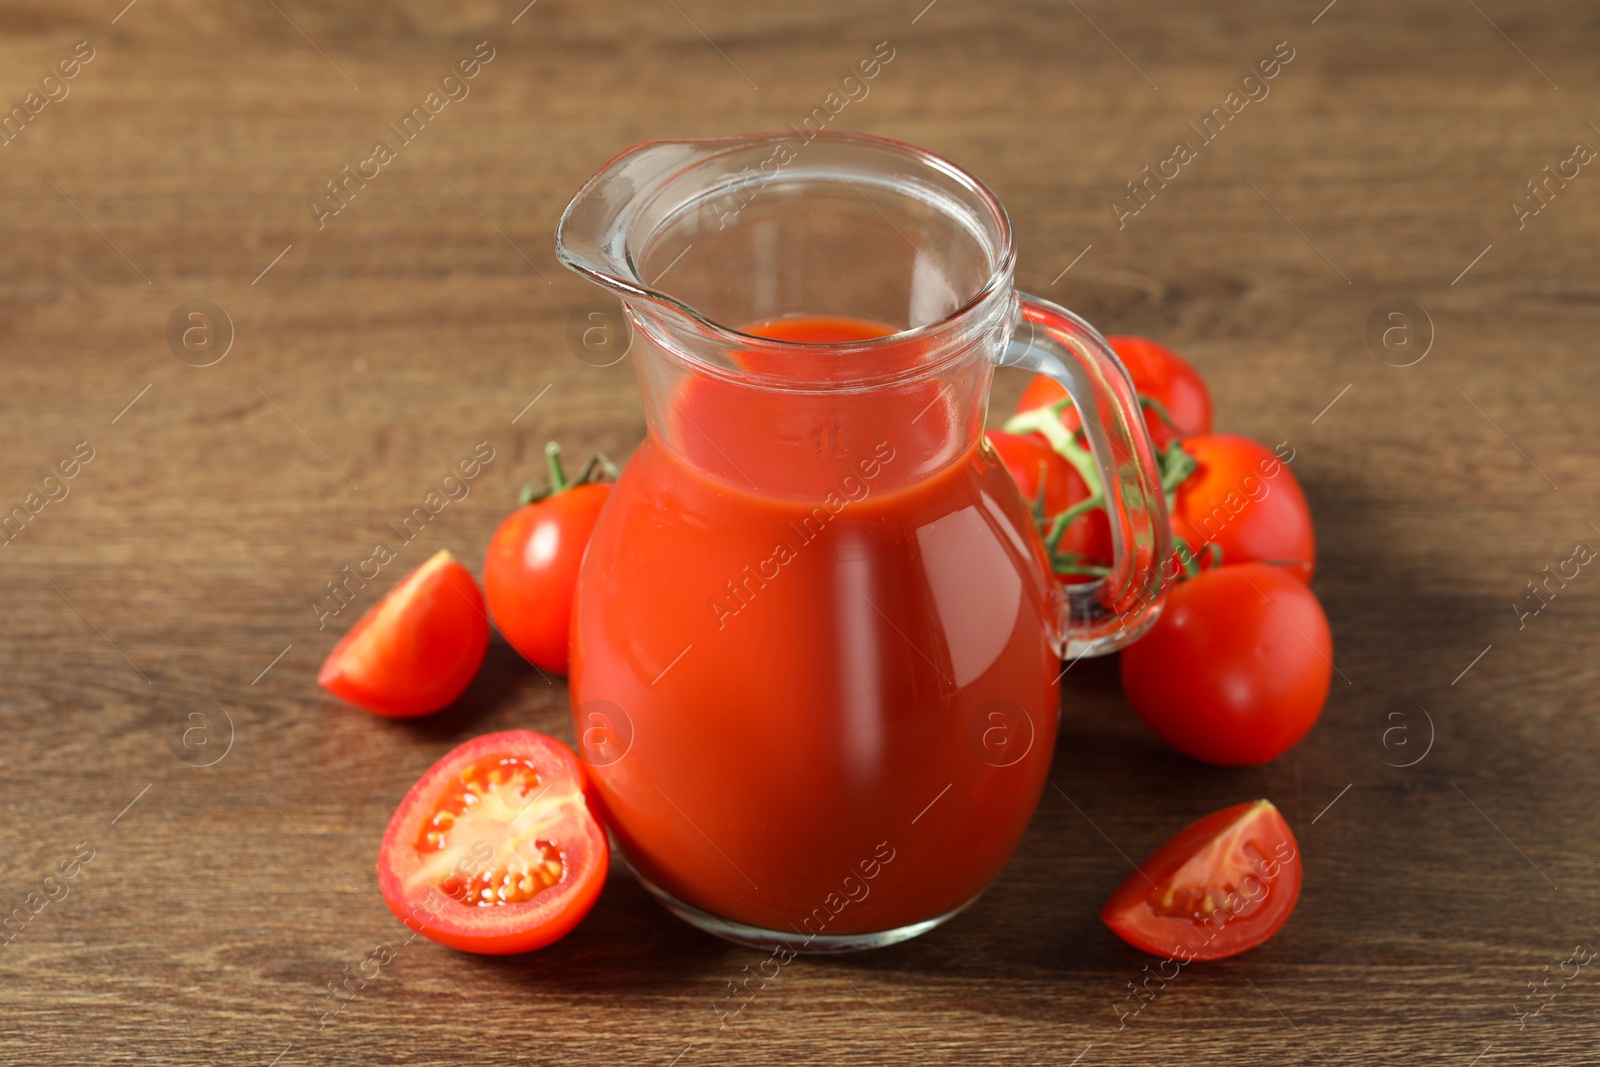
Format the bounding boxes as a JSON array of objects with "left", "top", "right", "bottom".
[{"left": 3, "top": 1, "right": 1595, "bottom": 1063}]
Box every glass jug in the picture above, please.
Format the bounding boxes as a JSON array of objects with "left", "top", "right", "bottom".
[{"left": 555, "top": 132, "right": 1172, "bottom": 953}]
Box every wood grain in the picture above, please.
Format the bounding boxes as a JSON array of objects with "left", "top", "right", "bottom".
[{"left": 2, "top": 0, "right": 1598, "bottom": 1063}]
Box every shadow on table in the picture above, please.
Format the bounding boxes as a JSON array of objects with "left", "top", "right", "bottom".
[{"left": 394, "top": 634, "right": 576, "bottom": 745}]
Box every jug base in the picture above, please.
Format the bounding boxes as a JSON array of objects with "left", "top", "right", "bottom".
[{"left": 632, "top": 869, "right": 982, "bottom": 954}]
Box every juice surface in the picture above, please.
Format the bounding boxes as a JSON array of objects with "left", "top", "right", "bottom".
[
  {"left": 742, "top": 314, "right": 896, "bottom": 344},
  {"left": 570, "top": 316, "right": 1060, "bottom": 938}
]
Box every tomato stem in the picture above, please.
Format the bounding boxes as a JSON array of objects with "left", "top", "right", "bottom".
[
  {"left": 546, "top": 441, "right": 570, "bottom": 493},
  {"left": 1171, "top": 540, "right": 1220, "bottom": 580},
  {"left": 520, "top": 442, "right": 621, "bottom": 506},
  {"left": 1043, "top": 493, "right": 1104, "bottom": 553},
  {"left": 1155, "top": 441, "right": 1211, "bottom": 582},
  {"left": 1030, "top": 459, "right": 1051, "bottom": 523},
  {"left": 1050, "top": 551, "right": 1112, "bottom": 578},
  {"left": 1159, "top": 440, "right": 1197, "bottom": 495},
  {"left": 1004, "top": 402, "right": 1112, "bottom": 578},
  {"left": 570, "top": 451, "right": 621, "bottom": 486},
  {"left": 1001, "top": 403, "right": 1103, "bottom": 501},
  {"left": 1007, "top": 399, "right": 1207, "bottom": 585},
  {"left": 1140, "top": 395, "right": 1183, "bottom": 436}
]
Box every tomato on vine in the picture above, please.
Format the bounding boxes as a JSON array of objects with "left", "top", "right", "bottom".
[
  {"left": 1015, "top": 335, "right": 1212, "bottom": 450},
  {"left": 1002, "top": 336, "right": 1218, "bottom": 584},
  {"left": 484, "top": 443, "right": 617, "bottom": 676},
  {"left": 1164, "top": 435, "right": 1314, "bottom": 582},
  {"left": 986, "top": 430, "right": 1111, "bottom": 582}
]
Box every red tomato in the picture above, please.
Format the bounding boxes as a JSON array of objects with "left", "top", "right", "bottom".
[
  {"left": 985, "top": 430, "right": 1111, "bottom": 575},
  {"left": 1171, "top": 435, "right": 1314, "bottom": 581},
  {"left": 377, "top": 731, "right": 608, "bottom": 954},
  {"left": 318, "top": 550, "right": 489, "bottom": 718},
  {"left": 1120, "top": 563, "right": 1332, "bottom": 765},
  {"left": 1015, "top": 335, "right": 1212, "bottom": 449},
  {"left": 1102, "top": 799, "right": 1302, "bottom": 961},
  {"left": 484, "top": 473, "right": 611, "bottom": 676}
]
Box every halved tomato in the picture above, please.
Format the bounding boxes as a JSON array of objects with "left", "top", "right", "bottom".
[
  {"left": 1102, "top": 800, "right": 1301, "bottom": 961},
  {"left": 318, "top": 550, "right": 489, "bottom": 718},
  {"left": 377, "top": 731, "right": 608, "bottom": 954}
]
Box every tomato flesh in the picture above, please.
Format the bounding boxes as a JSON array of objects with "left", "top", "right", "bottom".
[
  {"left": 378, "top": 731, "right": 607, "bottom": 954},
  {"left": 1015, "top": 335, "right": 1212, "bottom": 450},
  {"left": 1102, "top": 799, "right": 1302, "bottom": 961},
  {"left": 484, "top": 484, "right": 610, "bottom": 675},
  {"left": 318, "top": 550, "right": 490, "bottom": 718},
  {"left": 413, "top": 755, "right": 567, "bottom": 906}
]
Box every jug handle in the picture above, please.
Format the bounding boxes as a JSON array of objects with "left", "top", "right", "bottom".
[{"left": 1001, "top": 293, "right": 1173, "bottom": 658}]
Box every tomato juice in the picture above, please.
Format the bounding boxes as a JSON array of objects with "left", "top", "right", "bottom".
[{"left": 570, "top": 315, "right": 1062, "bottom": 939}]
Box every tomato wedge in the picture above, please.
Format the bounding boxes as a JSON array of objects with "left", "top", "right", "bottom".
[
  {"left": 1102, "top": 800, "right": 1302, "bottom": 961},
  {"left": 318, "top": 550, "right": 489, "bottom": 718},
  {"left": 377, "top": 731, "right": 608, "bottom": 954}
]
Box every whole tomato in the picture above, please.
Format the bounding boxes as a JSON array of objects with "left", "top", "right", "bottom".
[
  {"left": 1169, "top": 435, "right": 1314, "bottom": 581},
  {"left": 1120, "top": 563, "right": 1332, "bottom": 766},
  {"left": 986, "top": 430, "right": 1112, "bottom": 581},
  {"left": 484, "top": 443, "right": 616, "bottom": 675},
  {"left": 1015, "top": 335, "right": 1212, "bottom": 450}
]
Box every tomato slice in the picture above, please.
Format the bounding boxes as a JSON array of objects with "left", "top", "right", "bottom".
[
  {"left": 1101, "top": 800, "right": 1301, "bottom": 961},
  {"left": 377, "top": 731, "right": 608, "bottom": 954},
  {"left": 318, "top": 550, "right": 490, "bottom": 718}
]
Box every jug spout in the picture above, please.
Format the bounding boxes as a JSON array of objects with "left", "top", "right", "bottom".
[
  {"left": 555, "top": 139, "right": 729, "bottom": 304},
  {"left": 555, "top": 132, "right": 1027, "bottom": 501}
]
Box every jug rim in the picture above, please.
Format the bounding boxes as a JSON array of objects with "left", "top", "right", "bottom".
[{"left": 556, "top": 131, "right": 1018, "bottom": 369}]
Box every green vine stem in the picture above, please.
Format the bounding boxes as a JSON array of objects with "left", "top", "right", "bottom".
[
  {"left": 1004, "top": 400, "right": 1215, "bottom": 584},
  {"left": 1049, "top": 551, "right": 1113, "bottom": 578},
  {"left": 1168, "top": 540, "right": 1223, "bottom": 579},
  {"left": 1002, "top": 400, "right": 1102, "bottom": 501},
  {"left": 1172, "top": 540, "right": 1202, "bottom": 579},
  {"left": 1029, "top": 459, "right": 1052, "bottom": 524},
  {"left": 520, "top": 441, "right": 620, "bottom": 505},
  {"left": 1043, "top": 495, "right": 1104, "bottom": 553},
  {"left": 1140, "top": 395, "right": 1182, "bottom": 436},
  {"left": 1158, "top": 439, "right": 1197, "bottom": 518}
]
